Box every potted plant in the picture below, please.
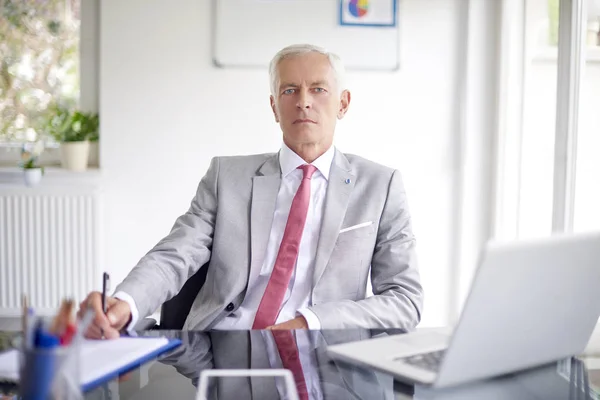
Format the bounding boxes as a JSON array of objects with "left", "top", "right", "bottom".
[
  {"left": 20, "top": 141, "right": 45, "bottom": 187},
  {"left": 47, "top": 107, "right": 99, "bottom": 171},
  {"left": 86, "top": 113, "right": 100, "bottom": 167}
]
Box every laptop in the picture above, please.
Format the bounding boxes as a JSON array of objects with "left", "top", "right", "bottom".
[{"left": 328, "top": 232, "right": 600, "bottom": 388}]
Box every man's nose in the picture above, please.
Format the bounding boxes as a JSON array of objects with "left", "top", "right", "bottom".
[{"left": 296, "top": 91, "right": 312, "bottom": 109}]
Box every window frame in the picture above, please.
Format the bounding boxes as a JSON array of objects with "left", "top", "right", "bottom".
[{"left": 551, "top": 0, "right": 586, "bottom": 233}]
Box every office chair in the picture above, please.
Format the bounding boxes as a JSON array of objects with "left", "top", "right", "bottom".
[{"left": 135, "top": 263, "right": 209, "bottom": 330}]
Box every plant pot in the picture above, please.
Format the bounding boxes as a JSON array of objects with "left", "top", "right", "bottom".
[
  {"left": 23, "top": 168, "right": 43, "bottom": 187},
  {"left": 88, "top": 141, "right": 99, "bottom": 167},
  {"left": 60, "top": 141, "right": 90, "bottom": 171}
]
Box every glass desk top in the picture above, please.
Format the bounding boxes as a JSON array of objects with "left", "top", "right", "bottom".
[{"left": 0, "top": 329, "right": 597, "bottom": 400}]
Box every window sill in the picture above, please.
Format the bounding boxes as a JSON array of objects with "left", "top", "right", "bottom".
[
  {"left": 0, "top": 166, "right": 102, "bottom": 189},
  {"left": 532, "top": 46, "right": 600, "bottom": 63}
]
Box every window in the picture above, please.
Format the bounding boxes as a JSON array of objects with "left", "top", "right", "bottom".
[
  {"left": 573, "top": 18, "right": 600, "bottom": 232},
  {"left": 0, "top": 0, "right": 80, "bottom": 144},
  {"left": 544, "top": 0, "right": 599, "bottom": 48},
  {"left": 497, "top": 0, "right": 600, "bottom": 240},
  {"left": 516, "top": 0, "right": 562, "bottom": 238}
]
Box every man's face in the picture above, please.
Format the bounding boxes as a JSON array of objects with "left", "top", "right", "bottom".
[{"left": 270, "top": 52, "right": 350, "bottom": 150}]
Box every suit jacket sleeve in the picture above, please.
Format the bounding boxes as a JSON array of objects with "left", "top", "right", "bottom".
[
  {"left": 155, "top": 332, "right": 214, "bottom": 388},
  {"left": 309, "top": 170, "right": 424, "bottom": 330},
  {"left": 114, "top": 157, "right": 219, "bottom": 320}
]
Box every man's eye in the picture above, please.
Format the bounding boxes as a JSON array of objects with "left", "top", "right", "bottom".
[
  {"left": 314, "top": 88, "right": 326, "bottom": 92},
  {"left": 283, "top": 89, "right": 295, "bottom": 95}
]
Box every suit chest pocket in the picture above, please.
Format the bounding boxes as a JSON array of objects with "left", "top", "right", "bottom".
[
  {"left": 336, "top": 222, "right": 376, "bottom": 245},
  {"left": 321, "top": 223, "right": 376, "bottom": 297}
]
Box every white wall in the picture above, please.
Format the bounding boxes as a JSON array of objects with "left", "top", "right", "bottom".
[{"left": 100, "top": 0, "right": 464, "bottom": 327}]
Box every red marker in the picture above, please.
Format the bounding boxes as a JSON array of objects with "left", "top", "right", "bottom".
[{"left": 60, "top": 323, "right": 77, "bottom": 346}]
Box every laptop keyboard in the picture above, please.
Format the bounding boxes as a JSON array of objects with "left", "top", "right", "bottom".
[{"left": 399, "top": 349, "right": 446, "bottom": 372}]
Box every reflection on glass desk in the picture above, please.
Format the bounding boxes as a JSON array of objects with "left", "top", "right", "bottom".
[{"left": 0, "top": 329, "right": 598, "bottom": 399}]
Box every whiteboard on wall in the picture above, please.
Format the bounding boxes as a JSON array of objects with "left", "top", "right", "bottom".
[{"left": 212, "top": 0, "right": 400, "bottom": 71}]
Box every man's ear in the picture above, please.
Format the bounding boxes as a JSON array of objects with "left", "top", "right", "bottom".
[
  {"left": 270, "top": 95, "right": 280, "bottom": 123},
  {"left": 337, "top": 90, "right": 351, "bottom": 119}
]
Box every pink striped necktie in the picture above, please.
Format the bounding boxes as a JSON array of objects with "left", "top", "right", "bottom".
[
  {"left": 253, "top": 164, "right": 317, "bottom": 329},
  {"left": 253, "top": 164, "right": 316, "bottom": 400},
  {"left": 272, "top": 330, "right": 309, "bottom": 400}
]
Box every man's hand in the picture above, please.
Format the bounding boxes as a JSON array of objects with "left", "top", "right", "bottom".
[
  {"left": 266, "top": 316, "right": 308, "bottom": 330},
  {"left": 77, "top": 291, "right": 132, "bottom": 339}
]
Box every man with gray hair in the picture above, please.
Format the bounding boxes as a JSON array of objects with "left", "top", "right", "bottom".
[{"left": 79, "top": 43, "right": 423, "bottom": 335}]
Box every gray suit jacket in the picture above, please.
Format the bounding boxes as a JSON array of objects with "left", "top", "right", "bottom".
[{"left": 115, "top": 149, "right": 423, "bottom": 330}]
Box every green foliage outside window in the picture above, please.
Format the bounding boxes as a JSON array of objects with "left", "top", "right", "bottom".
[{"left": 0, "top": 0, "right": 80, "bottom": 143}]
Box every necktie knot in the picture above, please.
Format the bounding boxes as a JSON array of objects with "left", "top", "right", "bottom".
[{"left": 298, "top": 164, "right": 317, "bottom": 180}]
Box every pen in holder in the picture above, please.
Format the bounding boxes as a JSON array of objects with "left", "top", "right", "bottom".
[
  {"left": 18, "top": 310, "right": 89, "bottom": 400},
  {"left": 19, "top": 341, "right": 82, "bottom": 400},
  {"left": 18, "top": 297, "right": 94, "bottom": 400}
]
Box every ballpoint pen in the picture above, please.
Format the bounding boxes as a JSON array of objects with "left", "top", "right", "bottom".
[
  {"left": 50, "top": 299, "right": 73, "bottom": 336},
  {"left": 34, "top": 320, "right": 59, "bottom": 349},
  {"left": 22, "top": 294, "right": 28, "bottom": 348},
  {"left": 102, "top": 272, "right": 110, "bottom": 316},
  {"left": 101, "top": 272, "right": 110, "bottom": 338},
  {"left": 22, "top": 295, "right": 37, "bottom": 349},
  {"left": 26, "top": 307, "right": 35, "bottom": 349}
]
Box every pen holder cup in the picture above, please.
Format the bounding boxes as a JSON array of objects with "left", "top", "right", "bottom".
[{"left": 19, "top": 343, "right": 82, "bottom": 400}]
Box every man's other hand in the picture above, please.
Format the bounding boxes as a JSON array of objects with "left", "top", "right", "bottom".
[
  {"left": 266, "top": 316, "right": 308, "bottom": 330},
  {"left": 77, "top": 292, "right": 132, "bottom": 339}
]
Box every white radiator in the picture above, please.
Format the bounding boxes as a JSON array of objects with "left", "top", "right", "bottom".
[{"left": 0, "top": 189, "right": 100, "bottom": 316}]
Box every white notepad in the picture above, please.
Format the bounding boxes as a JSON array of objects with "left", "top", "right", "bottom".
[
  {"left": 0, "top": 349, "right": 18, "bottom": 381},
  {"left": 0, "top": 336, "right": 180, "bottom": 391}
]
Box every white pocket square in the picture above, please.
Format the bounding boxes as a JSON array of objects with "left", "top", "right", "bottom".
[{"left": 339, "top": 221, "right": 373, "bottom": 234}]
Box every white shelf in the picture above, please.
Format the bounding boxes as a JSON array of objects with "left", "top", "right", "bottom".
[{"left": 0, "top": 166, "right": 103, "bottom": 190}]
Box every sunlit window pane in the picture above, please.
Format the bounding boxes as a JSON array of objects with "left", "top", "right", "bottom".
[
  {"left": 518, "top": 0, "right": 560, "bottom": 238},
  {"left": 0, "top": 0, "right": 80, "bottom": 143}
]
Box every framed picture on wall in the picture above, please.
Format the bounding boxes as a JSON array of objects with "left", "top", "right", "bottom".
[{"left": 339, "top": 0, "right": 398, "bottom": 27}]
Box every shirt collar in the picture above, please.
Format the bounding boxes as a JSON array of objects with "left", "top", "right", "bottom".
[{"left": 279, "top": 142, "right": 335, "bottom": 181}]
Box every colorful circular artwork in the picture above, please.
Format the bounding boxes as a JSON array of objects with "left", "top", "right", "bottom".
[{"left": 348, "top": 0, "right": 369, "bottom": 18}]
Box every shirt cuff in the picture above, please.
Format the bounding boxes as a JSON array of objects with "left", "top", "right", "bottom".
[
  {"left": 297, "top": 308, "right": 321, "bottom": 329},
  {"left": 113, "top": 291, "right": 139, "bottom": 332}
]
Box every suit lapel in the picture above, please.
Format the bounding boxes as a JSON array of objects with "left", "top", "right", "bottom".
[
  {"left": 250, "top": 154, "right": 281, "bottom": 282},
  {"left": 313, "top": 150, "right": 355, "bottom": 287}
]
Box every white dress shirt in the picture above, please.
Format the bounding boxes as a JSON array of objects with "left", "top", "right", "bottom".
[{"left": 116, "top": 143, "right": 334, "bottom": 330}]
